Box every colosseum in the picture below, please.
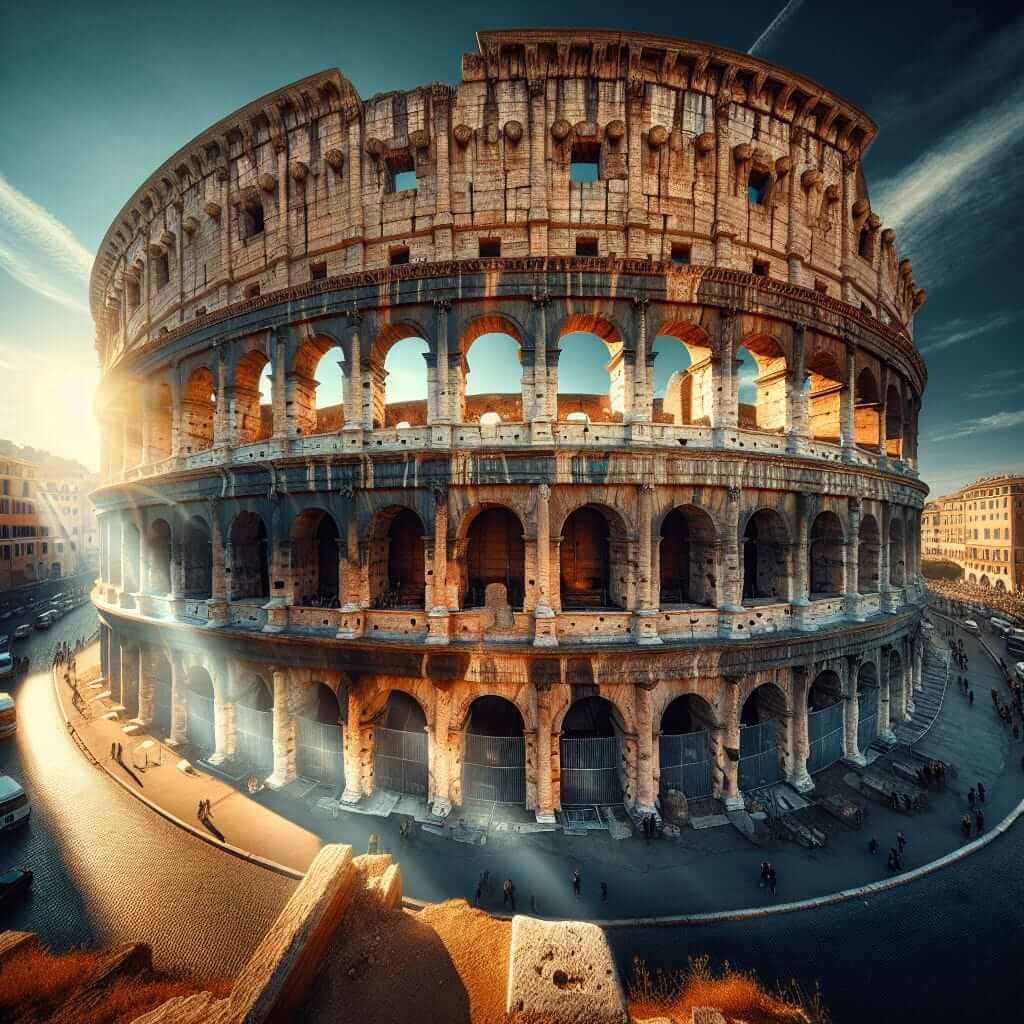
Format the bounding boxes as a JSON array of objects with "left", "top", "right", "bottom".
[{"left": 89, "top": 29, "right": 928, "bottom": 826}]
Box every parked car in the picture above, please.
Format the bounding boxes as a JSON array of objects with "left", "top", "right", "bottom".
[
  {"left": 0, "top": 694, "right": 14, "bottom": 738},
  {"left": 0, "top": 867, "right": 33, "bottom": 904},
  {"left": 0, "top": 776, "right": 30, "bottom": 830},
  {"left": 962, "top": 619, "right": 980, "bottom": 635},
  {"left": 0, "top": 655, "right": 11, "bottom": 680},
  {"left": 0, "top": 635, "right": 9, "bottom": 652},
  {"left": 0, "top": 610, "right": 12, "bottom": 621},
  {"left": 11, "top": 607, "right": 24, "bottom": 617},
  {"left": 13, "top": 624, "right": 32, "bottom": 641},
  {"left": 990, "top": 617, "right": 1013, "bottom": 638},
  {"left": 34, "top": 611, "right": 57, "bottom": 631}
]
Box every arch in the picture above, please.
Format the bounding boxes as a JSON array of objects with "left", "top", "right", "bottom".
[
  {"left": 888, "top": 647, "right": 905, "bottom": 719},
  {"left": 742, "top": 508, "right": 789, "bottom": 602},
  {"left": 235, "top": 670, "right": 273, "bottom": 710},
  {"left": 369, "top": 507, "right": 425, "bottom": 608},
  {"left": 185, "top": 665, "right": 214, "bottom": 697},
  {"left": 559, "top": 694, "right": 625, "bottom": 806},
  {"left": 736, "top": 333, "right": 787, "bottom": 432},
  {"left": 181, "top": 366, "right": 216, "bottom": 453},
  {"left": 995, "top": 578, "right": 1006, "bottom": 592},
  {"left": 885, "top": 383, "right": 904, "bottom": 458},
  {"left": 739, "top": 681, "right": 788, "bottom": 791},
  {"left": 463, "top": 328, "right": 523, "bottom": 423},
  {"left": 809, "top": 511, "right": 845, "bottom": 597},
  {"left": 556, "top": 331, "right": 618, "bottom": 423},
  {"left": 856, "top": 659, "right": 880, "bottom": 750},
  {"left": 291, "top": 335, "right": 345, "bottom": 436},
  {"left": 808, "top": 669, "right": 843, "bottom": 708},
  {"left": 146, "top": 382, "right": 173, "bottom": 461},
  {"left": 658, "top": 505, "right": 717, "bottom": 607},
  {"left": 374, "top": 690, "right": 429, "bottom": 797},
  {"left": 889, "top": 516, "right": 906, "bottom": 587},
  {"left": 653, "top": 322, "right": 714, "bottom": 427},
  {"left": 463, "top": 506, "right": 525, "bottom": 609},
  {"left": 310, "top": 681, "right": 343, "bottom": 725},
  {"left": 968, "top": 572, "right": 977, "bottom": 584},
  {"left": 559, "top": 504, "right": 628, "bottom": 610},
  {"left": 233, "top": 349, "right": 273, "bottom": 444},
  {"left": 854, "top": 368, "right": 881, "bottom": 449},
  {"left": 806, "top": 350, "right": 844, "bottom": 443},
  {"left": 145, "top": 518, "right": 172, "bottom": 595},
  {"left": 462, "top": 695, "right": 527, "bottom": 805},
  {"left": 858, "top": 514, "right": 880, "bottom": 593},
  {"left": 291, "top": 508, "right": 340, "bottom": 606},
  {"left": 228, "top": 511, "right": 269, "bottom": 601},
  {"left": 979, "top": 574, "right": 990, "bottom": 588},
  {"left": 149, "top": 650, "right": 173, "bottom": 739},
  {"left": 371, "top": 323, "right": 430, "bottom": 429},
  {"left": 182, "top": 515, "right": 212, "bottom": 599}
]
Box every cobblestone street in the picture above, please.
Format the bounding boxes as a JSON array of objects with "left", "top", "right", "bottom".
[{"left": 0, "top": 604, "right": 295, "bottom": 979}]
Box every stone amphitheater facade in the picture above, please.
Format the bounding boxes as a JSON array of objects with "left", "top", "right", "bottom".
[{"left": 90, "top": 29, "right": 928, "bottom": 820}]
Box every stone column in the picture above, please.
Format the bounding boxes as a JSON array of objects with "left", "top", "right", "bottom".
[
  {"left": 879, "top": 502, "right": 895, "bottom": 612},
  {"left": 878, "top": 646, "right": 896, "bottom": 742},
  {"left": 792, "top": 492, "right": 812, "bottom": 629},
  {"left": 718, "top": 486, "right": 743, "bottom": 615},
  {"left": 633, "top": 482, "right": 661, "bottom": 644},
  {"left": 787, "top": 321, "right": 809, "bottom": 454},
  {"left": 168, "top": 651, "right": 188, "bottom": 745},
  {"left": 112, "top": 640, "right": 128, "bottom": 708},
  {"left": 266, "top": 669, "right": 297, "bottom": 788},
  {"left": 720, "top": 677, "right": 742, "bottom": 809},
  {"left": 839, "top": 149, "right": 858, "bottom": 304},
  {"left": 627, "top": 296, "right": 652, "bottom": 425},
  {"left": 99, "top": 624, "right": 110, "bottom": 682},
  {"left": 430, "top": 687, "right": 453, "bottom": 816},
  {"left": 840, "top": 337, "right": 856, "bottom": 459},
  {"left": 530, "top": 295, "right": 553, "bottom": 440},
  {"left": 533, "top": 484, "right": 557, "bottom": 646},
  {"left": 431, "top": 84, "right": 454, "bottom": 259},
  {"left": 275, "top": 143, "right": 289, "bottom": 267},
  {"left": 271, "top": 329, "right": 288, "bottom": 439},
  {"left": 626, "top": 83, "right": 647, "bottom": 256},
  {"left": 427, "top": 487, "right": 450, "bottom": 644},
  {"left": 213, "top": 345, "right": 229, "bottom": 447},
  {"left": 713, "top": 309, "right": 739, "bottom": 437},
  {"left": 432, "top": 299, "right": 451, "bottom": 429},
  {"left": 846, "top": 497, "right": 862, "bottom": 620},
  {"left": 137, "top": 646, "right": 154, "bottom": 726},
  {"left": 843, "top": 655, "right": 866, "bottom": 765},
  {"left": 169, "top": 367, "right": 183, "bottom": 458},
  {"left": 208, "top": 506, "right": 228, "bottom": 626},
  {"left": 341, "top": 685, "right": 365, "bottom": 803},
  {"left": 913, "top": 634, "right": 924, "bottom": 693},
  {"left": 635, "top": 683, "right": 657, "bottom": 814},
  {"left": 209, "top": 666, "right": 237, "bottom": 765},
  {"left": 527, "top": 85, "right": 549, "bottom": 254},
  {"left": 789, "top": 666, "right": 814, "bottom": 791},
  {"left": 904, "top": 640, "right": 916, "bottom": 716},
  {"left": 534, "top": 686, "right": 556, "bottom": 823}
]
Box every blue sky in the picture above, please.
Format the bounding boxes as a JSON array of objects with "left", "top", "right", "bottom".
[{"left": 1, "top": 0, "right": 1021, "bottom": 497}]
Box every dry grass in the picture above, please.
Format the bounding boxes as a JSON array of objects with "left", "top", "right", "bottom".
[
  {"left": 0, "top": 946, "right": 230, "bottom": 1024},
  {"left": 628, "top": 955, "right": 828, "bottom": 1024}
]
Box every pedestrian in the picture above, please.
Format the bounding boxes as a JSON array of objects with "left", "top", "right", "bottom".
[
  {"left": 767, "top": 864, "right": 777, "bottom": 897},
  {"left": 600, "top": 881, "right": 608, "bottom": 902},
  {"left": 977, "top": 781, "right": 986, "bottom": 803},
  {"left": 887, "top": 848, "right": 898, "bottom": 871},
  {"left": 503, "top": 878, "right": 515, "bottom": 910},
  {"left": 572, "top": 868, "right": 581, "bottom": 898},
  {"left": 961, "top": 814, "right": 973, "bottom": 839},
  {"left": 896, "top": 830, "right": 907, "bottom": 855},
  {"left": 197, "top": 799, "right": 205, "bottom": 821},
  {"left": 975, "top": 808, "right": 985, "bottom": 834},
  {"left": 473, "top": 880, "right": 483, "bottom": 906},
  {"left": 969, "top": 690, "right": 975, "bottom": 706},
  {"left": 760, "top": 860, "right": 771, "bottom": 884},
  {"left": 968, "top": 787, "right": 976, "bottom": 809},
  {"left": 111, "top": 740, "right": 117, "bottom": 761},
  {"left": 868, "top": 837, "right": 879, "bottom": 855}
]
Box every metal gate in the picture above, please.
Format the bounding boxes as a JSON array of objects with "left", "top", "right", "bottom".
[
  {"left": 659, "top": 729, "right": 713, "bottom": 799},
  {"left": 186, "top": 690, "right": 215, "bottom": 755},
  {"left": 462, "top": 733, "right": 526, "bottom": 804},
  {"left": 296, "top": 716, "right": 345, "bottom": 788},
  {"left": 739, "top": 719, "right": 782, "bottom": 791},
  {"left": 236, "top": 703, "right": 274, "bottom": 773},
  {"left": 152, "top": 683, "right": 172, "bottom": 739},
  {"left": 858, "top": 689, "right": 879, "bottom": 753},
  {"left": 374, "top": 726, "right": 428, "bottom": 796},
  {"left": 807, "top": 701, "right": 845, "bottom": 774},
  {"left": 559, "top": 736, "right": 622, "bottom": 805}
]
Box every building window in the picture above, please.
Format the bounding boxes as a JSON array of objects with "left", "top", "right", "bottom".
[
  {"left": 478, "top": 238, "right": 501, "bottom": 258},
  {"left": 388, "top": 153, "right": 417, "bottom": 193},
  {"left": 814, "top": 279, "right": 828, "bottom": 294},
  {"left": 1, "top": 546, "right": 9, "bottom": 561},
  {"left": 389, "top": 246, "right": 410, "bottom": 266},
  {"left": 239, "top": 203, "right": 265, "bottom": 240},
  {"left": 747, "top": 170, "right": 770, "bottom": 205},
  {"left": 26, "top": 544, "right": 33, "bottom": 555},
  {"left": 752, "top": 259, "right": 769, "bottom": 277},
  {"left": 244, "top": 283, "right": 261, "bottom": 299},
  {"left": 570, "top": 142, "right": 600, "bottom": 184},
  {"left": 153, "top": 251, "right": 170, "bottom": 290},
  {"left": 858, "top": 227, "right": 873, "bottom": 260},
  {"left": 126, "top": 276, "right": 141, "bottom": 312},
  {"left": 670, "top": 244, "right": 691, "bottom": 266},
  {"left": 309, "top": 261, "right": 327, "bottom": 281},
  {"left": 575, "top": 237, "right": 598, "bottom": 257}
]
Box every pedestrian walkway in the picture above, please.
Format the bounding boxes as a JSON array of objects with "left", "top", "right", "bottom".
[{"left": 895, "top": 639, "right": 949, "bottom": 746}]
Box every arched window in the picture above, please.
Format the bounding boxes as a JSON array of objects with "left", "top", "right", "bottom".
[
  {"left": 854, "top": 368, "right": 881, "bottom": 449},
  {"left": 742, "top": 509, "right": 789, "bottom": 602},
  {"left": 858, "top": 515, "right": 880, "bottom": 593},
  {"left": 559, "top": 695, "right": 624, "bottom": 805},
  {"left": 146, "top": 519, "right": 172, "bottom": 595},
  {"left": 885, "top": 384, "right": 904, "bottom": 458},
  {"left": 809, "top": 511, "right": 845, "bottom": 596},
  {"left": 736, "top": 335, "right": 787, "bottom": 432},
  {"left": 463, "top": 697, "right": 526, "bottom": 804},
  {"left": 181, "top": 367, "right": 216, "bottom": 453},
  {"left": 806, "top": 351, "right": 844, "bottom": 443},
  {"left": 369, "top": 508, "right": 425, "bottom": 608},
  {"left": 653, "top": 325, "right": 713, "bottom": 427},
  {"left": 658, "top": 506, "right": 717, "bottom": 607},
  {"left": 464, "top": 328, "right": 522, "bottom": 423},
  {"left": 557, "top": 333, "right": 615, "bottom": 424},
  {"left": 147, "top": 382, "right": 173, "bottom": 461},
  {"left": 292, "top": 337, "right": 345, "bottom": 436},
  {"left": 739, "top": 683, "right": 788, "bottom": 790},
  {"left": 228, "top": 512, "right": 270, "bottom": 601},
  {"left": 382, "top": 336, "right": 429, "bottom": 427},
  {"left": 182, "top": 516, "right": 212, "bottom": 599},
  {"left": 747, "top": 169, "right": 770, "bottom": 205},
  {"left": 234, "top": 350, "right": 273, "bottom": 444},
  {"left": 558, "top": 505, "right": 631, "bottom": 611},
  {"left": 292, "top": 509, "right": 340, "bottom": 606},
  {"left": 464, "top": 507, "right": 525, "bottom": 609}
]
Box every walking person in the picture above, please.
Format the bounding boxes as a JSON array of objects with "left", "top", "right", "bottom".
[
  {"left": 975, "top": 808, "right": 985, "bottom": 834},
  {"left": 896, "top": 830, "right": 907, "bottom": 857},
  {"left": 197, "top": 799, "right": 205, "bottom": 821},
  {"left": 767, "top": 864, "right": 777, "bottom": 898},
  {"left": 977, "top": 781, "right": 986, "bottom": 803},
  {"left": 969, "top": 690, "right": 975, "bottom": 706},
  {"left": 572, "top": 868, "right": 581, "bottom": 898},
  {"left": 474, "top": 879, "right": 483, "bottom": 906},
  {"left": 967, "top": 787, "right": 976, "bottom": 809},
  {"left": 503, "top": 878, "right": 516, "bottom": 911},
  {"left": 868, "top": 837, "right": 879, "bottom": 855}
]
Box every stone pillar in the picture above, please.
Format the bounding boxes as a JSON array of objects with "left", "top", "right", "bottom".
[
  {"left": 627, "top": 296, "right": 652, "bottom": 424},
  {"left": 527, "top": 86, "right": 549, "bottom": 254},
  {"left": 218, "top": 168, "right": 232, "bottom": 289},
  {"left": 99, "top": 624, "right": 110, "bottom": 682},
  {"left": 271, "top": 329, "right": 288, "bottom": 438},
  {"left": 110, "top": 639, "right": 125, "bottom": 708},
  {"left": 137, "top": 646, "right": 154, "bottom": 726},
  {"left": 913, "top": 634, "right": 924, "bottom": 694},
  {"left": 635, "top": 683, "right": 657, "bottom": 814},
  {"left": 430, "top": 687, "right": 453, "bottom": 816},
  {"left": 839, "top": 149, "right": 858, "bottom": 304},
  {"left": 207, "top": 504, "right": 228, "bottom": 625},
  {"left": 266, "top": 669, "right": 297, "bottom": 788},
  {"left": 846, "top": 497, "right": 862, "bottom": 620},
  {"left": 432, "top": 299, "right": 451, "bottom": 428},
  {"left": 169, "top": 367, "right": 183, "bottom": 458},
  {"left": 341, "top": 685, "right": 365, "bottom": 803},
  {"left": 789, "top": 666, "right": 814, "bottom": 791},
  {"left": 843, "top": 655, "right": 866, "bottom": 766},
  {"left": 275, "top": 143, "right": 289, "bottom": 267},
  {"left": 787, "top": 321, "right": 809, "bottom": 454},
  {"left": 713, "top": 309, "right": 738, "bottom": 437},
  {"left": 904, "top": 641, "right": 916, "bottom": 716},
  {"left": 840, "top": 337, "right": 856, "bottom": 458},
  {"left": 431, "top": 84, "right": 454, "bottom": 259},
  {"left": 879, "top": 502, "right": 895, "bottom": 612},
  {"left": 633, "top": 482, "right": 661, "bottom": 644},
  {"left": 718, "top": 486, "right": 743, "bottom": 615},
  {"left": 792, "top": 492, "right": 812, "bottom": 628},
  {"left": 209, "top": 667, "right": 237, "bottom": 765},
  {"left": 534, "top": 687, "right": 556, "bottom": 823},
  {"left": 879, "top": 646, "right": 895, "bottom": 743},
  {"left": 720, "top": 677, "right": 742, "bottom": 809},
  {"left": 626, "top": 84, "right": 647, "bottom": 256},
  {"left": 530, "top": 295, "right": 552, "bottom": 440},
  {"left": 168, "top": 652, "right": 188, "bottom": 746},
  {"left": 533, "top": 484, "right": 557, "bottom": 646},
  {"left": 427, "top": 488, "right": 450, "bottom": 644}
]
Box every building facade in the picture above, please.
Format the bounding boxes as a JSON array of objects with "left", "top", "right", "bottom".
[
  {"left": 0, "top": 455, "right": 49, "bottom": 590},
  {"left": 89, "top": 30, "right": 928, "bottom": 818},
  {"left": 923, "top": 475, "right": 1024, "bottom": 592},
  {"left": 36, "top": 459, "right": 101, "bottom": 578}
]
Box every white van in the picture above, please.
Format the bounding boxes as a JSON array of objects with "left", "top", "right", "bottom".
[
  {"left": 990, "top": 617, "right": 1013, "bottom": 638},
  {"left": 962, "top": 619, "right": 980, "bottom": 635},
  {"left": 0, "top": 776, "right": 30, "bottom": 830}
]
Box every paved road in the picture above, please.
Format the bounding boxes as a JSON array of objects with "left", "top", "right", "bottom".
[{"left": 0, "top": 604, "right": 295, "bottom": 979}]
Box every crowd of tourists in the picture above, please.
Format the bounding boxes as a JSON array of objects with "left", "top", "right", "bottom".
[{"left": 926, "top": 579, "right": 1024, "bottom": 625}]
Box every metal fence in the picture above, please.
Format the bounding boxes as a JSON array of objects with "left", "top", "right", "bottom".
[
  {"left": 236, "top": 703, "right": 274, "bottom": 773},
  {"left": 374, "top": 726, "right": 429, "bottom": 796},
  {"left": 186, "top": 690, "right": 215, "bottom": 754},
  {"left": 858, "top": 689, "right": 879, "bottom": 753},
  {"left": 152, "top": 683, "right": 172, "bottom": 740},
  {"left": 738, "top": 719, "right": 783, "bottom": 792},
  {"left": 659, "top": 729, "right": 713, "bottom": 799},
  {"left": 462, "top": 733, "right": 526, "bottom": 804},
  {"left": 559, "top": 736, "right": 622, "bottom": 805},
  {"left": 807, "top": 701, "right": 845, "bottom": 774},
  {"left": 296, "top": 716, "right": 345, "bottom": 788}
]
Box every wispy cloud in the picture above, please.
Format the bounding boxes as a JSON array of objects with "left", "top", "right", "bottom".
[
  {"left": 963, "top": 366, "right": 1024, "bottom": 401},
  {"left": 872, "top": 80, "right": 1024, "bottom": 288},
  {"left": 919, "top": 311, "right": 1019, "bottom": 354},
  {"left": 748, "top": 0, "right": 805, "bottom": 56},
  {"left": 0, "top": 173, "right": 93, "bottom": 313},
  {"left": 930, "top": 409, "right": 1024, "bottom": 443}
]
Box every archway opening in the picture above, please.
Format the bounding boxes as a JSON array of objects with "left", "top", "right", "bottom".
[
  {"left": 888, "top": 649, "right": 905, "bottom": 722},
  {"left": 809, "top": 511, "right": 845, "bottom": 597},
  {"left": 292, "top": 509, "right": 340, "bottom": 607},
  {"left": 370, "top": 508, "right": 425, "bottom": 608},
  {"left": 742, "top": 509, "right": 788, "bottom": 602},
  {"left": 182, "top": 516, "right": 212, "bottom": 599},
  {"left": 235, "top": 672, "right": 274, "bottom": 773},
  {"left": 374, "top": 691, "right": 428, "bottom": 796},
  {"left": 464, "top": 329, "right": 523, "bottom": 424},
  {"left": 234, "top": 350, "right": 273, "bottom": 444},
  {"left": 659, "top": 694, "right": 716, "bottom": 800},
  {"left": 739, "top": 683, "right": 787, "bottom": 791},
  {"left": 885, "top": 384, "right": 904, "bottom": 458},
  {"left": 560, "top": 695, "right": 624, "bottom": 806},
  {"left": 557, "top": 325, "right": 620, "bottom": 424},
  {"left": 297, "top": 682, "right": 345, "bottom": 790},
  {"left": 559, "top": 505, "right": 623, "bottom": 610},
  {"left": 807, "top": 669, "right": 845, "bottom": 773},
  {"left": 464, "top": 507, "right": 525, "bottom": 610},
  {"left": 854, "top": 368, "right": 881, "bottom": 449},
  {"left": 185, "top": 665, "right": 215, "bottom": 754},
  {"left": 806, "top": 351, "right": 844, "bottom": 443},
  {"left": 658, "top": 505, "right": 717, "bottom": 607},
  {"left": 463, "top": 696, "right": 526, "bottom": 804},
  {"left": 228, "top": 512, "right": 270, "bottom": 602},
  {"left": 181, "top": 367, "right": 216, "bottom": 453},
  {"left": 122, "top": 520, "right": 141, "bottom": 595},
  {"left": 736, "top": 334, "right": 787, "bottom": 432},
  {"left": 382, "top": 336, "right": 429, "bottom": 427},
  {"left": 858, "top": 514, "right": 880, "bottom": 593},
  {"left": 979, "top": 574, "right": 990, "bottom": 588},
  {"left": 146, "top": 518, "right": 172, "bottom": 595}
]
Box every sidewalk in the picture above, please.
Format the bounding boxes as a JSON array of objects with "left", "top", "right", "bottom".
[{"left": 55, "top": 629, "right": 1024, "bottom": 921}]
